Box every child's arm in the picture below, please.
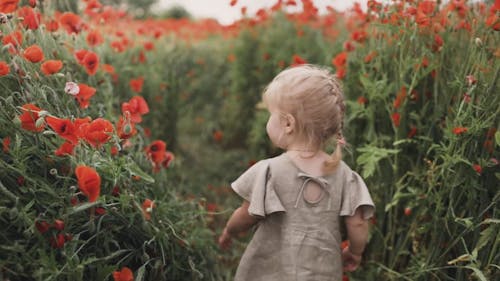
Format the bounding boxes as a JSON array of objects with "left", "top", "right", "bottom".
[
  {"left": 218, "top": 200, "right": 259, "bottom": 249},
  {"left": 342, "top": 207, "right": 369, "bottom": 271}
]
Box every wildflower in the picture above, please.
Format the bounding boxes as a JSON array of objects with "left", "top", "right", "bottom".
[
  {"left": 113, "top": 267, "right": 134, "bottom": 281},
  {"left": 23, "top": 44, "right": 44, "bottom": 63},
  {"left": 407, "top": 126, "right": 417, "bottom": 138},
  {"left": 213, "top": 129, "right": 223, "bottom": 142},
  {"left": 404, "top": 207, "right": 412, "bottom": 216},
  {"left": 143, "top": 41, "right": 154, "bottom": 51},
  {"left": 2, "top": 30, "right": 22, "bottom": 54},
  {"left": 391, "top": 112, "right": 401, "bottom": 127},
  {"left": 52, "top": 219, "right": 64, "bottom": 231},
  {"left": 46, "top": 116, "right": 79, "bottom": 144},
  {"left": 45, "top": 19, "right": 58, "bottom": 31},
  {"left": 465, "top": 75, "right": 477, "bottom": 86},
  {"left": 230, "top": 0, "right": 237, "bottom": 6},
  {"left": 49, "top": 233, "right": 66, "bottom": 248},
  {"left": 59, "top": 12, "right": 82, "bottom": 34},
  {"left": 74, "top": 83, "right": 96, "bottom": 109},
  {"left": 35, "top": 220, "right": 50, "bottom": 233},
  {"left": 332, "top": 52, "right": 347, "bottom": 69},
  {"left": 55, "top": 141, "right": 77, "bottom": 156},
  {"left": 80, "top": 118, "right": 113, "bottom": 147},
  {"left": 145, "top": 140, "right": 167, "bottom": 166},
  {"left": 2, "top": 136, "right": 10, "bottom": 153},
  {"left": 432, "top": 34, "right": 444, "bottom": 52},
  {"left": 393, "top": 87, "right": 407, "bottom": 109},
  {"left": 121, "top": 96, "right": 149, "bottom": 123},
  {"left": 0, "top": 0, "right": 19, "bottom": 13},
  {"left": 86, "top": 29, "right": 103, "bottom": 46},
  {"left": 142, "top": 199, "right": 155, "bottom": 220},
  {"left": 0, "top": 61, "right": 10, "bottom": 76},
  {"left": 452, "top": 127, "right": 468, "bottom": 135},
  {"left": 17, "top": 6, "right": 40, "bottom": 30},
  {"left": 473, "top": 164, "right": 482, "bottom": 174},
  {"left": 64, "top": 82, "right": 80, "bottom": 95},
  {"left": 19, "top": 103, "right": 45, "bottom": 132},
  {"left": 75, "top": 165, "right": 101, "bottom": 202},
  {"left": 357, "top": 96, "right": 367, "bottom": 105},
  {"left": 363, "top": 51, "right": 377, "bottom": 63},
  {"left": 82, "top": 51, "right": 99, "bottom": 76},
  {"left": 291, "top": 54, "right": 307, "bottom": 66},
  {"left": 40, "top": 60, "right": 63, "bottom": 75},
  {"left": 129, "top": 76, "right": 144, "bottom": 93}
]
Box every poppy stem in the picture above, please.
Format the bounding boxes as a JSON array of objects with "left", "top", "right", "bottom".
[{"left": 89, "top": 206, "right": 96, "bottom": 233}]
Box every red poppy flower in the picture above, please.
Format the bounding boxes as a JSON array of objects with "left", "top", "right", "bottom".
[
  {"left": 291, "top": 54, "right": 307, "bottom": 66},
  {"left": 82, "top": 51, "right": 99, "bottom": 75},
  {"left": 145, "top": 140, "right": 166, "bottom": 164},
  {"left": 17, "top": 6, "right": 40, "bottom": 30},
  {"left": 162, "top": 151, "right": 175, "bottom": 169},
  {"left": 230, "top": 0, "right": 237, "bottom": 6},
  {"left": 391, "top": 112, "right": 401, "bottom": 127},
  {"left": 2, "top": 31, "right": 22, "bottom": 54},
  {"left": 452, "top": 127, "right": 468, "bottom": 135},
  {"left": 332, "top": 52, "right": 347, "bottom": 69},
  {"left": 55, "top": 141, "right": 77, "bottom": 156},
  {"left": 46, "top": 116, "right": 78, "bottom": 143},
  {"left": 86, "top": 29, "right": 103, "bottom": 46},
  {"left": 59, "top": 12, "right": 82, "bottom": 34},
  {"left": 35, "top": 220, "right": 50, "bottom": 233},
  {"left": 129, "top": 77, "right": 144, "bottom": 93},
  {"left": 473, "top": 164, "right": 482, "bottom": 174},
  {"left": 0, "top": 61, "right": 10, "bottom": 76},
  {"left": 2, "top": 136, "right": 10, "bottom": 153},
  {"left": 23, "top": 44, "right": 44, "bottom": 63},
  {"left": 75, "top": 165, "right": 101, "bottom": 202},
  {"left": 393, "top": 87, "right": 407, "bottom": 109},
  {"left": 113, "top": 267, "right": 134, "bottom": 281},
  {"left": 142, "top": 199, "right": 155, "bottom": 220},
  {"left": 80, "top": 118, "right": 114, "bottom": 147},
  {"left": 74, "top": 49, "right": 88, "bottom": 64},
  {"left": 19, "top": 103, "right": 45, "bottom": 132},
  {"left": 45, "top": 19, "right": 59, "bottom": 32},
  {"left": 121, "top": 96, "right": 149, "bottom": 123},
  {"left": 75, "top": 83, "right": 96, "bottom": 109},
  {"left": 143, "top": 41, "right": 154, "bottom": 51},
  {"left": 363, "top": 51, "right": 377, "bottom": 63},
  {"left": 41, "top": 60, "right": 63, "bottom": 75},
  {"left": 0, "top": 0, "right": 19, "bottom": 13}
]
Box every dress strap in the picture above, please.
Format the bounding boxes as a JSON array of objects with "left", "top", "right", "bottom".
[{"left": 294, "top": 172, "right": 332, "bottom": 209}]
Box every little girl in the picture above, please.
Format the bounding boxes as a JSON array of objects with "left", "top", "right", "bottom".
[{"left": 218, "top": 64, "right": 375, "bottom": 281}]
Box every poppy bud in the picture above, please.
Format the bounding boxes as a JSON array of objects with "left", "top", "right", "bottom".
[
  {"left": 35, "top": 220, "right": 50, "bottom": 233},
  {"left": 53, "top": 219, "right": 65, "bottom": 231}
]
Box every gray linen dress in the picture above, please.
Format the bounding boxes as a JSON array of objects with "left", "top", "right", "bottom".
[{"left": 231, "top": 153, "right": 375, "bottom": 281}]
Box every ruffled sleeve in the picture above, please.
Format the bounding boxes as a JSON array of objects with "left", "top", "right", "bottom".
[
  {"left": 231, "top": 160, "right": 286, "bottom": 218},
  {"left": 340, "top": 169, "right": 375, "bottom": 220}
]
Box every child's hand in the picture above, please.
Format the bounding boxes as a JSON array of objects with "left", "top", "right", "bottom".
[
  {"left": 218, "top": 228, "right": 232, "bottom": 250},
  {"left": 342, "top": 247, "right": 362, "bottom": 272}
]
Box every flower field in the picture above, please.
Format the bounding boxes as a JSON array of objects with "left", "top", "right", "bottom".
[{"left": 0, "top": 0, "right": 498, "bottom": 280}]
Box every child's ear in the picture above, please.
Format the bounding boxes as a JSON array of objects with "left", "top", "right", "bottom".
[{"left": 284, "top": 113, "right": 295, "bottom": 134}]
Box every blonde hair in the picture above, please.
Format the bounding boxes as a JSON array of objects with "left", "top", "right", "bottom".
[{"left": 263, "top": 64, "right": 345, "bottom": 171}]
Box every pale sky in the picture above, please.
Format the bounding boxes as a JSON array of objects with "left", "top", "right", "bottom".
[{"left": 153, "top": 0, "right": 370, "bottom": 25}]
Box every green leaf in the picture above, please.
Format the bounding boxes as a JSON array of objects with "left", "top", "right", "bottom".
[
  {"left": 356, "top": 145, "right": 400, "bottom": 178},
  {"left": 495, "top": 131, "right": 500, "bottom": 146},
  {"left": 69, "top": 202, "right": 101, "bottom": 214},
  {"left": 127, "top": 162, "right": 155, "bottom": 184},
  {"left": 472, "top": 225, "right": 495, "bottom": 260},
  {"left": 464, "top": 265, "right": 488, "bottom": 281}
]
